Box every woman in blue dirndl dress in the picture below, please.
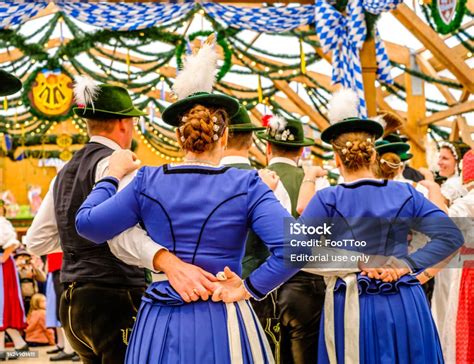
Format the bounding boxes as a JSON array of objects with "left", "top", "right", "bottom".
[
  {"left": 300, "top": 90, "right": 464, "bottom": 364},
  {"left": 74, "top": 81, "right": 303, "bottom": 361}
]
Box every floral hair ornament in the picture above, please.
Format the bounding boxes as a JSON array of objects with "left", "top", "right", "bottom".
[
  {"left": 439, "top": 141, "right": 459, "bottom": 160},
  {"left": 380, "top": 158, "right": 403, "bottom": 169}
]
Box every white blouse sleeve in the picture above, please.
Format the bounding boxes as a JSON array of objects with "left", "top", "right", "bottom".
[
  {"left": 441, "top": 176, "right": 467, "bottom": 203},
  {"left": 0, "top": 217, "right": 20, "bottom": 250}
]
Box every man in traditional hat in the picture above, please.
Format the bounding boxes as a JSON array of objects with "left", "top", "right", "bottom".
[
  {"left": 25, "top": 78, "right": 218, "bottom": 363},
  {"left": 257, "top": 116, "right": 326, "bottom": 364}
]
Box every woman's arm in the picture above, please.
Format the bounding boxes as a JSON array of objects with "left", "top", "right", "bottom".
[
  {"left": 1, "top": 245, "right": 16, "bottom": 264},
  {"left": 242, "top": 173, "right": 304, "bottom": 300},
  {"left": 419, "top": 180, "right": 448, "bottom": 213},
  {"left": 75, "top": 176, "right": 142, "bottom": 244},
  {"left": 403, "top": 190, "right": 464, "bottom": 271},
  {"left": 296, "top": 166, "right": 327, "bottom": 215}
]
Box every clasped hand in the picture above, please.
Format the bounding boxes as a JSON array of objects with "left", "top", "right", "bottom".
[{"left": 359, "top": 255, "right": 411, "bottom": 282}]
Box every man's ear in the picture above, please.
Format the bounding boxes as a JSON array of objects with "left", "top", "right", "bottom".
[
  {"left": 221, "top": 127, "right": 229, "bottom": 149},
  {"left": 117, "top": 118, "right": 129, "bottom": 132}
]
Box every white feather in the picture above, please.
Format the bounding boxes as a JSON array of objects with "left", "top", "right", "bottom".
[
  {"left": 73, "top": 75, "right": 99, "bottom": 107},
  {"left": 172, "top": 43, "right": 218, "bottom": 100},
  {"left": 268, "top": 115, "right": 287, "bottom": 132},
  {"left": 327, "top": 88, "right": 359, "bottom": 124}
]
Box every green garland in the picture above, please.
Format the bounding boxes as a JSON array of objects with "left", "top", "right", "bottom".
[
  {"left": 430, "top": 0, "right": 467, "bottom": 34},
  {"left": 391, "top": 61, "right": 463, "bottom": 89}
]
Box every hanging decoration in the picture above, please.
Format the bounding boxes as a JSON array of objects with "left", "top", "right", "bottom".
[
  {"left": 315, "top": 0, "right": 402, "bottom": 117},
  {"left": 56, "top": 133, "right": 73, "bottom": 161},
  {"left": 0, "top": 0, "right": 462, "bottom": 162},
  {"left": 430, "top": 0, "right": 467, "bottom": 34},
  {"left": 27, "top": 69, "right": 74, "bottom": 118}
]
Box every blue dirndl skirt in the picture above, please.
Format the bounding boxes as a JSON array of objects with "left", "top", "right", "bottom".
[
  {"left": 125, "top": 281, "right": 274, "bottom": 364},
  {"left": 318, "top": 274, "right": 444, "bottom": 364}
]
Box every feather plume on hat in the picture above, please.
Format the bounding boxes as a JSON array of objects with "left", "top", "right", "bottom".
[
  {"left": 327, "top": 88, "right": 359, "bottom": 124},
  {"left": 172, "top": 34, "right": 218, "bottom": 100},
  {"left": 73, "top": 75, "right": 99, "bottom": 112},
  {"left": 262, "top": 114, "right": 287, "bottom": 132}
]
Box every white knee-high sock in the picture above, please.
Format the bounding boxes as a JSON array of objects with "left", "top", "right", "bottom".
[
  {"left": 0, "top": 331, "right": 5, "bottom": 351},
  {"left": 5, "top": 329, "right": 26, "bottom": 349},
  {"left": 61, "top": 328, "right": 74, "bottom": 354},
  {"left": 56, "top": 327, "right": 64, "bottom": 348}
]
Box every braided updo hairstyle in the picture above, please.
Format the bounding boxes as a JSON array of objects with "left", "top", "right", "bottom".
[
  {"left": 177, "top": 104, "right": 229, "bottom": 153},
  {"left": 331, "top": 131, "right": 376, "bottom": 172},
  {"left": 375, "top": 152, "right": 403, "bottom": 179}
]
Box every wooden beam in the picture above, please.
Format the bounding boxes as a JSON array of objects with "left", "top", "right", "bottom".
[
  {"left": 427, "top": 43, "right": 472, "bottom": 72},
  {"left": 405, "top": 68, "right": 427, "bottom": 168},
  {"left": 419, "top": 100, "right": 474, "bottom": 125},
  {"left": 273, "top": 79, "right": 329, "bottom": 129},
  {"left": 392, "top": 4, "right": 474, "bottom": 93},
  {"left": 360, "top": 37, "right": 377, "bottom": 117}
]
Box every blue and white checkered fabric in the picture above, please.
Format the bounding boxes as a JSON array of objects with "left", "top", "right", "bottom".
[
  {"left": 315, "top": 0, "right": 402, "bottom": 117},
  {"left": 0, "top": 1, "right": 48, "bottom": 29},
  {"left": 202, "top": 3, "right": 315, "bottom": 32},
  {"left": 56, "top": 1, "right": 195, "bottom": 31}
]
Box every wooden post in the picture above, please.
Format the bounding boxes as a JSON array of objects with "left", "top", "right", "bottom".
[
  {"left": 405, "top": 56, "right": 427, "bottom": 168},
  {"left": 360, "top": 37, "right": 377, "bottom": 117}
]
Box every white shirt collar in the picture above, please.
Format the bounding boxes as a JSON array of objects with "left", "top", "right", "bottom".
[
  {"left": 89, "top": 136, "right": 122, "bottom": 151},
  {"left": 220, "top": 156, "right": 251, "bottom": 166},
  {"left": 269, "top": 157, "right": 297, "bottom": 167}
]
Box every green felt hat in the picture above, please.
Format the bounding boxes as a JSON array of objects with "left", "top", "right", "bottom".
[
  {"left": 229, "top": 106, "right": 265, "bottom": 133},
  {"left": 257, "top": 116, "right": 314, "bottom": 147},
  {"left": 320, "top": 117, "right": 384, "bottom": 144},
  {"left": 400, "top": 152, "right": 413, "bottom": 161},
  {"left": 73, "top": 84, "right": 146, "bottom": 120},
  {"left": 0, "top": 70, "right": 22, "bottom": 97},
  {"left": 375, "top": 140, "right": 410, "bottom": 157},
  {"left": 161, "top": 92, "right": 240, "bottom": 127},
  {"left": 384, "top": 133, "right": 408, "bottom": 144}
]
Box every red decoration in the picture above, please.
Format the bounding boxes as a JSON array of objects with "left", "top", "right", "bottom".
[
  {"left": 462, "top": 150, "right": 474, "bottom": 184},
  {"left": 261, "top": 115, "right": 272, "bottom": 127}
]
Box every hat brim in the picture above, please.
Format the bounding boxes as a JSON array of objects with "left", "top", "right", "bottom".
[
  {"left": 400, "top": 153, "right": 413, "bottom": 161},
  {"left": 0, "top": 70, "right": 22, "bottom": 97},
  {"left": 256, "top": 131, "right": 315, "bottom": 147},
  {"left": 162, "top": 94, "right": 240, "bottom": 127},
  {"left": 320, "top": 119, "right": 384, "bottom": 144},
  {"left": 230, "top": 124, "right": 266, "bottom": 133},
  {"left": 73, "top": 106, "right": 146, "bottom": 119},
  {"left": 375, "top": 142, "right": 410, "bottom": 157}
]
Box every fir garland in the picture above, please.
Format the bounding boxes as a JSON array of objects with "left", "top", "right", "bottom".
[{"left": 430, "top": 0, "right": 467, "bottom": 34}]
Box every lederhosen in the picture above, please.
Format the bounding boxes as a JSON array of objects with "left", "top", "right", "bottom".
[
  {"left": 268, "top": 162, "right": 326, "bottom": 364},
  {"left": 53, "top": 142, "right": 146, "bottom": 364}
]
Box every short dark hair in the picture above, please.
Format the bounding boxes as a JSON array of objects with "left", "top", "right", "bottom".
[
  {"left": 86, "top": 118, "right": 118, "bottom": 134},
  {"left": 227, "top": 131, "right": 253, "bottom": 150},
  {"left": 270, "top": 142, "right": 303, "bottom": 157}
]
